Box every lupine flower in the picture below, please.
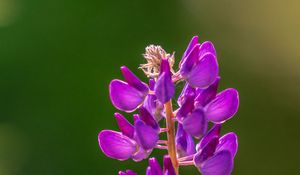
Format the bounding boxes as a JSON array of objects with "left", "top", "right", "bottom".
[
  {"left": 193, "top": 125, "right": 238, "bottom": 175},
  {"left": 98, "top": 36, "right": 240, "bottom": 175},
  {"left": 109, "top": 66, "right": 149, "bottom": 112}
]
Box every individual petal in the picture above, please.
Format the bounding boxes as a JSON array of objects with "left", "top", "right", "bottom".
[
  {"left": 131, "top": 146, "right": 152, "bottom": 162},
  {"left": 98, "top": 130, "right": 137, "bottom": 161},
  {"left": 199, "top": 150, "right": 233, "bottom": 175},
  {"left": 180, "top": 44, "right": 201, "bottom": 77},
  {"left": 139, "top": 107, "right": 159, "bottom": 131},
  {"left": 135, "top": 120, "right": 159, "bottom": 150},
  {"left": 155, "top": 72, "right": 175, "bottom": 103},
  {"left": 195, "top": 77, "right": 220, "bottom": 108},
  {"left": 126, "top": 170, "right": 137, "bottom": 175},
  {"left": 186, "top": 53, "right": 219, "bottom": 88},
  {"left": 149, "top": 157, "right": 163, "bottom": 175},
  {"left": 163, "top": 155, "right": 176, "bottom": 175},
  {"left": 194, "top": 137, "right": 219, "bottom": 165},
  {"left": 119, "top": 171, "right": 127, "bottom": 175},
  {"left": 198, "top": 41, "right": 216, "bottom": 58},
  {"left": 114, "top": 113, "right": 134, "bottom": 138},
  {"left": 216, "top": 132, "right": 238, "bottom": 157},
  {"left": 176, "top": 124, "right": 196, "bottom": 158},
  {"left": 196, "top": 124, "right": 221, "bottom": 151},
  {"left": 109, "top": 80, "right": 146, "bottom": 112},
  {"left": 205, "top": 88, "right": 239, "bottom": 123},
  {"left": 121, "top": 66, "right": 149, "bottom": 93},
  {"left": 179, "top": 36, "right": 199, "bottom": 68},
  {"left": 146, "top": 167, "right": 152, "bottom": 175},
  {"left": 133, "top": 114, "right": 140, "bottom": 122},
  {"left": 176, "top": 93, "right": 195, "bottom": 122},
  {"left": 144, "top": 80, "right": 164, "bottom": 121},
  {"left": 182, "top": 109, "right": 208, "bottom": 138},
  {"left": 177, "top": 83, "right": 196, "bottom": 106}
]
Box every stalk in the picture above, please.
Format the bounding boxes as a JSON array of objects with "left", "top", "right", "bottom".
[{"left": 165, "top": 100, "right": 179, "bottom": 174}]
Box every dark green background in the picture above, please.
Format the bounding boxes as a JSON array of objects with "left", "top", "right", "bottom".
[{"left": 1, "top": 0, "right": 299, "bottom": 174}]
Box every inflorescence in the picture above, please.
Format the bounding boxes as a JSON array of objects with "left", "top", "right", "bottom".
[{"left": 98, "top": 36, "right": 240, "bottom": 175}]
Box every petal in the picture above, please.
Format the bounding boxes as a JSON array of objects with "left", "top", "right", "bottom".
[
  {"left": 216, "top": 132, "right": 238, "bottom": 157},
  {"left": 200, "top": 150, "right": 233, "bottom": 175},
  {"left": 182, "top": 109, "right": 208, "bottom": 138},
  {"left": 186, "top": 53, "right": 219, "bottom": 88},
  {"left": 139, "top": 107, "right": 159, "bottom": 131},
  {"left": 98, "top": 130, "right": 137, "bottom": 161},
  {"left": 149, "top": 157, "right": 163, "bottom": 175},
  {"left": 177, "top": 83, "right": 196, "bottom": 106},
  {"left": 155, "top": 72, "right": 175, "bottom": 103},
  {"left": 114, "top": 113, "right": 134, "bottom": 138},
  {"left": 176, "top": 93, "right": 195, "bottom": 122},
  {"left": 119, "top": 171, "right": 127, "bottom": 175},
  {"left": 195, "top": 77, "right": 220, "bottom": 108},
  {"left": 121, "top": 66, "right": 149, "bottom": 93},
  {"left": 176, "top": 124, "right": 196, "bottom": 158},
  {"left": 196, "top": 124, "right": 221, "bottom": 151},
  {"left": 179, "top": 36, "right": 199, "bottom": 67},
  {"left": 205, "top": 88, "right": 239, "bottom": 123},
  {"left": 146, "top": 167, "right": 152, "bottom": 175},
  {"left": 163, "top": 155, "right": 176, "bottom": 175},
  {"left": 180, "top": 44, "right": 201, "bottom": 77},
  {"left": 194, "top": 137, "right": 219, "bottom": 166},
  {"left": 135, "top": 120, "right": 159, "bottom": 150},
  {"left": 199, "top": 41, "right": 216, "bottom": 58},
  {"left": 131, "top": 146, "right": 152, "bottom": 162},
  {"left": 109, "top": 80, "right": 146, "bottom": 112}
]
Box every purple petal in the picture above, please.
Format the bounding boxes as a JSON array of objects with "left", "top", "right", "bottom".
[
  {"left": 149, "top": 157, "right": 163, "bottom": 175},
  {"left": 179, "top": 36, "right": 199, "bottom": 67},
  {"left": 119, "top": 171, "right": 127, "bottom": 175},
  {"left": 194, "top": 137, "right": 219, "bottom": 166},
  {"left": 176, "top": 124, "right": 196, "bottom": 158},
  {"left": 199, "top": 41, "right": 216, "bottom": 58},
  {"left": 177, "top": 83, "right": 196, "bottom": 106},
  {"left": 135, "top": 120, "right": 159, "bottom": 150},
  {"left": 205, "top": 88, "right": 239, "bottom": 123},
  {"left": 186, "top": 53, "right": 219, "bottom": 88},
  {"left": 146, "top": 167, "right": 152, "bottom": 175},
  {"left": 139, "top": 107, "right": 159, "bottom": 131},
  {"left": 163, "top": 155, "right": 176, "bottom": 175},
  {"left": 176, "top": 93, "right": 195, "bottom": 122},
  {"left": 121, "top": 66, "right": 149, "bottom": 93},
  {"left": 195, "top": 77, "right": 220, "bottom": 108},
  {"left": 109, "top": 80, "right": 146, "bottom": 112},
  {"left": 196, "top": 124, "right": 221, "bottom": 151},
  {"left": 131, "top": 146, "right": 152, "bottom": 162},
  {"left": 182, "top": 109, "right": 207, "bottom": 138},
  {"left": 114, "top": 113, "right": 134, "bottom": 138},
  {"left": 98, "top": 130, "right": 137, "bottom": 161},
  {"left": 200, "top": 150, "right": 233, "bottom": 175},
  {"left": 180, "top": 44, "right": 201, "bottom": 77},
  {"left": 216, "top": 132, "right": 238, "bottom": 157},
  {"left": 155, "top": 72, "right": 175, "bottom": 104}
]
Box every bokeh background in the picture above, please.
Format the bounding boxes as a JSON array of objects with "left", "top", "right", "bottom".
[{"left": 1, "top": 0, "right": 300, "bottom": 174}]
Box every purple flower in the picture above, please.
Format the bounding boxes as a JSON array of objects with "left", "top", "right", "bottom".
[
  {"left": 146, "top": 156, "right": 176, "bottom": 175},
  {"left": 179, "top": 37, "right": 219, "bottom": 88},
  {"left": 155, "top": 58, "right": 175, "bottom": 103},
  {"left": 109, "top": 66, "right": 149, "bottom": 112},
  {"left": 98, "top": 112, "right": 159, "bottom": 161},
  {"left": 193, "top": 125, "right": 238, "bottom": 175},
  {"left": 98, "top": 36, "right": 240, "bottom": 175}
]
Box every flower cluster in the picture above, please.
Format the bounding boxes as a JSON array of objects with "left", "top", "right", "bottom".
[{"left": 98, "top": 36, "right": 240, "bottom": 175}]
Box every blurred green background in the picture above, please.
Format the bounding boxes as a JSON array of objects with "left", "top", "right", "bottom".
[{"left": 1, "top": 0, "right": 300, "bottom": 174}]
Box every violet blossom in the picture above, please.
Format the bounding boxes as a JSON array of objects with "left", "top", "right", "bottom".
[{"left": 98, "top": 36, "right": 240, "bottom": 175}]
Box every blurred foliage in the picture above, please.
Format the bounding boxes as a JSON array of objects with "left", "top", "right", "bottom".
[{"left": 0, "top": 0, "right": 299, "bottom": 174}]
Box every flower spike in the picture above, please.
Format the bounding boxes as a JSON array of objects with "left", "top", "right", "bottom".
[{"left": 99, "top": 36, "right": 240, "bottom": 175}]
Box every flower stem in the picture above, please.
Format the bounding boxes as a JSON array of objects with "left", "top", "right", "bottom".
[{"left": 165, "top": 100, "right": 179, "bottom": 174}]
